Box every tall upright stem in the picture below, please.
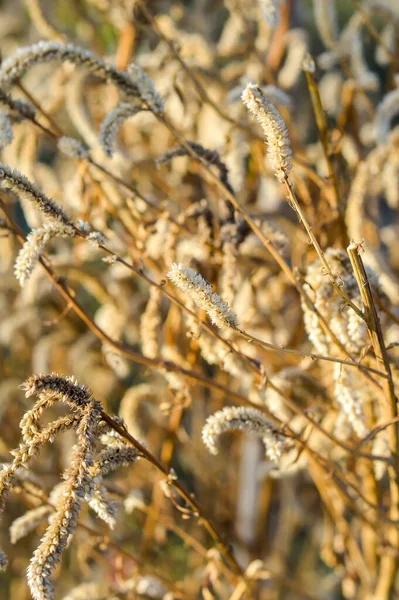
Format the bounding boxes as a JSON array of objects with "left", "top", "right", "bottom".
[{"left": 347, "top": 242, "right": 399, "bottom": 600}]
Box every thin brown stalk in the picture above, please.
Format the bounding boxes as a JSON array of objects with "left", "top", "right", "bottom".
[
  {"left": 283, "top": 176, "right": 363, "bottom": 318},
  {"left": 236, "top": 327, "right": 386, "bottom": 381}
]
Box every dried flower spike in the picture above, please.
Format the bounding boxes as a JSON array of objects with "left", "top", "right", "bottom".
[
  {"left": 57, "top": 137, "right": 89, "bottom": 160},
  {"left": 21, "top": 373, "right": 94, "bottom": 410},
  {"left": 99, "top": 100, "right": 142, "bottom": 157},
  {"left": 241, "top": 83, "right": 292, "bottom": 182},
  {"left": 202, "top": 406, "right": 288, "bottom": 462},
  {"left": 127, "top": 63, "right": 165, "bottom": 114},
  {"left": 14, "top": 222, "right": 76, "bottom": 287},
  {"left": 10, "top": 506, "right": 53, "bottom": 544},
  {"left": 0, "top": 164, "right": 71, "bottom": 224},
  {"left": 0, "top": 42, "right": 140, "bottom": 99},
  {"left": 167, "top": 263, "right": 238, "bottom": 331},
  {"left": 27, "top": 401, "right": 101, "bottom": 600}
]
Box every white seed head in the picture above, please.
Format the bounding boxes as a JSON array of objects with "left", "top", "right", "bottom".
[
  {"left": 242, "top": 83, "right": 292, "bottom": 182},
  {"left": 127, "top": 63, "right": 165, "bottom": 113},
  {"left": 57, "top": 137, "right": 89, "bottom": 160},
  {"left": 0, "top": 164, "right": 71, "bottom": 224},
  {"left": 14, "top": 222, "right": 75, "bottom": 287},
  {"left": 99, "top": 100, "right": 141, "bottom": 157},
  {"left": 202, "top": 406, "right": 286, "bottom": 461},
  {"left": 167, "top": 263, "right": 238, "bottom": 331},
  {"left": 10, "top": 506, "right": 53, "bottom": 544}
]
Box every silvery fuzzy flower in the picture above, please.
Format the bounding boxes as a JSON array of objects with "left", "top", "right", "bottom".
[
  {"left": 0, "top": 111, "right": 14, "bottom": 149},
  {"left": 242, "top": 83, "right": 292, "bottom": 182},
  {"left": 99, "top": 100, "right": 142, "bottom": 157},
  {"left": 10, "top": 505, "right": 53, "bottom": 544},
  {"left": 14, "top": 222, "right": 76, "bottom": 287},
  {"left": 167, "top": 263, "right": 238, "bottom": 331},
  {"left": 127, "top": 63, "right": 165, "bottom": 114},
  {"left": 202, "top": 406, "right": 288, "bottom": 462},
  {"left": 57, "top": 137, "right": 89, "bottom": 160},
  {"left": 0, "top": 164, "right": 71, "bottom": 224},
  {"left": 27, "top": 401, "right": 101, "bottom": 600},
  {"left": 0, "top": 41, "right": 140, "bottom": 99}
]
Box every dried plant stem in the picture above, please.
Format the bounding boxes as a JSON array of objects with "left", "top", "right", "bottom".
[
  {"left": 309, "top": 460, "right": 371, "bottom": 585},
  {"left": 56, "top": 223, "right": 388, "bottom": 388},
  {"left": 115, "top": 22, "right": 136, "bottom": 70},
  {"left": 359, "top": 404, "right": 379, "bottom": 584},
  {"left": 140, "top": 403, "right": 184, "bottom": 554},
  {"left": 266, "top": 0, "right": 293, "bottom": 71},
  {"left": 42, "top": 266, "right": 393, "bottom": 466},
  {"left": 136, "top": 0, "right": 262, "bottom": 140},
  {"left": 24, "top": 0, "right": 65, "bottom": 43},
  {"left": 303, "top": 64, "right": 340, "bottom": 213},
  {"left": 347, "top": 242, "right": 399, "bottom": 600},
  {"left": 17, "top": 82, "right": 62, "bottom": 135},
  {"left": 249, "top": 567, "right": 325, "bottom": 600},
  {"left": 297, "top": 278, "right": 383, "bottom": 393},
  {"left": 236, "top": 328, "right": 385, "bottom": 381},
  {"left": 283, "top": 176, "right": 363, "bottom": 318},
  {"left": 16, "top": 84, "right": 205, "bottom": 245},
  {"left": 42, "top": 101, "right": 377, "bottom": 387}
]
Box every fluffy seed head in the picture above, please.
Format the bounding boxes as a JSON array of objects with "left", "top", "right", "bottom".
[
  {"left": 167, "top": 263, "right": 238, "bottom": 331},
  {"left": 10, "top": 506, "right": 53, "bottom": 544},
  {"left": 202, "top": 406, "right": 287, "bottom": 461},
  {"left": 21, "top": 373, "right": 94, "bottom": 410},
  {"left": 242, "top": 83, "right": 292, "bottom": 182},
  {"left": 0, "top": 164, "right": 71, "bottom": 224},
  {"left": 57, "top": 137, "right": 89, "bottom": 160},
  {"left": 99, "top": 100, "right": 142, "bottom": 157},
  {"left": 14, "top": 222, "right": 75, "bottom": 287},
  {"left": 127, "top": 63, "right": 165, "bottom": 113}
]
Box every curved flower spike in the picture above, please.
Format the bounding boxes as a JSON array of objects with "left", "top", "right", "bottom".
[{"left": 202, "top": 406, "right": 289, "bottom": 462}]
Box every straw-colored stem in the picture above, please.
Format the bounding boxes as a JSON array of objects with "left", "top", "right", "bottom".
[
  {"left": 347, "top": 241, "right": 399, "bottom": 600},
  {"left": 236, "top": 327, "right": 385, "bottom": 382},
  {"left": 283, "top": 176, "right": 363, "bottom": 318},
  {"left": 304, "top": 67, "right": 340, "bottom": 214}
]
